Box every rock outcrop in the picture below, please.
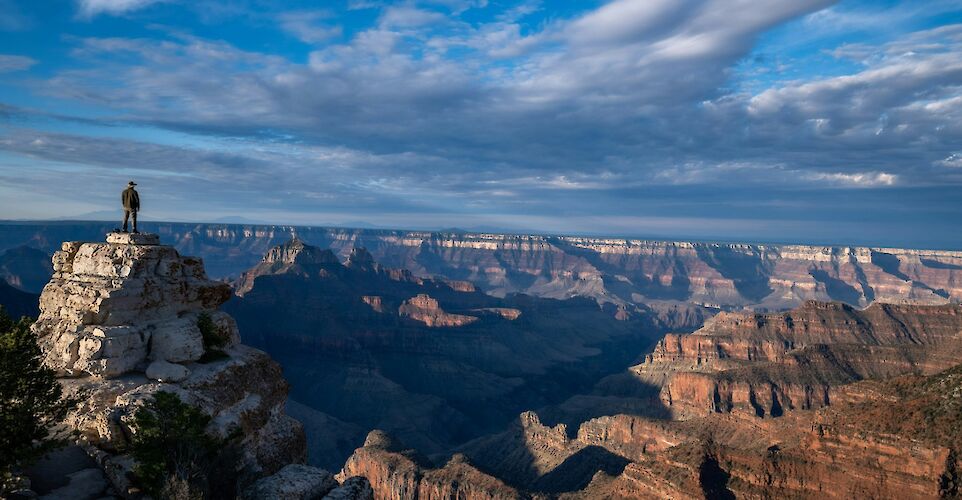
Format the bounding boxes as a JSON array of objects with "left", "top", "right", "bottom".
[
  {"left": 339, "top": 431, "right": 523, "bottom": 500},
  {"left": 327, "top": 301, "right": 962, "bottom": 498},
  {"left": 453, "top": 397, "right": 959, "bottom": 498},
  {"left": 398, "top": 294, "right": 478, "bottom": 327},
  {"left": 31, "top": 233, "right": 308, "bottom": 496},
  {"left": 243, "top": 464, "right": 337, "bottom": 499}
]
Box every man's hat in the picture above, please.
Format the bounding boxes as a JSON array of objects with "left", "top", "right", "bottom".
[{"left": 128, "top": 180, "right": 137, "bottom": 186}]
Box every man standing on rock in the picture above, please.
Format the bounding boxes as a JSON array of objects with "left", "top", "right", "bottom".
[{"left": 122, "top": 181, "right": 140, "bottom": 233}]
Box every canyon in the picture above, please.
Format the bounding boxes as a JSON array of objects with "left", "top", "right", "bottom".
[
  {"left": 215, "top": 237, "right": 962, "bottom": 498},
  {"left": 3, "top": 221, "right": 962, "bottom": 498},
  {"left": 222, "top": 238, "right": 662, "bottom": 471},
  {"left": 339, "top": 301, "right": 962, "bottom": 499}
]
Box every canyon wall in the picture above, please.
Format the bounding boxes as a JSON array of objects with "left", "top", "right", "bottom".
[
  {"left": 3, "top": 222, "right": 960, "bottom": 313},
  {"left": 632, "top": 301, "right": 962, "bottom": 419},
  {"left": 343, "top": 302, "right": 962, "bottom": 499}
]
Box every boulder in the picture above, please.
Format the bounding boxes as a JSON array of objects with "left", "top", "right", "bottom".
[
  {"left": 33, "top": 237, "right": 234, "bottom": 378},
  {"left": 243, "top": 464, "right": 337, "bottom": 500},
  {"left": 38, "top": 468, "right": 110, "bottom": 500},
  {"left": 323, "top": 477, "right": 374, "bottom": 500},
  {"left": 147, "top": 316, "right": 205, "bottom": 363}
]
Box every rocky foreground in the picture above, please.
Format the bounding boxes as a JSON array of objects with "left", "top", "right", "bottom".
[{"left": 28, "top": 233, "right": 373, "bottom": 499}]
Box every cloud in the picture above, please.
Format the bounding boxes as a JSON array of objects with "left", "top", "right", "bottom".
[
  {"left": 379, "top": 6, "right": 449, "bottom": 28},
  {"left": 737, "top": 24, "right": 962, "bottom": 167},
  {"left": 36, "top": 0, "right": 955, "bottom": 192},
  {"left": 937, "top": 153, "right": 962, "bottom": 168},
  {"left": 76, "top": 0, "right": 166, "bottom": 18},
  {"left": 278, "top": 11, "right": 343, "bottom": 44},
  {"left": 0, "top": 54, "right": 36, "bottom": 72},
  {"left": 806, "top": 171, "right": 898, "bottom": 188}
]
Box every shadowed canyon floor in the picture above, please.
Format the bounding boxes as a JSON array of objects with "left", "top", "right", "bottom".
[{"left": 222, "top": 239, "right": 667, "bottom": 470}]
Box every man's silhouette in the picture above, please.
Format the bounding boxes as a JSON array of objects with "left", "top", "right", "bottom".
[{"left": 122, "top": 181, "right": 140, "bottom": 233}]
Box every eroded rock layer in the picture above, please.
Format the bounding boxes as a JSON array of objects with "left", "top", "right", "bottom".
[{"left": 632, "top": 301, "right": 962, "bottom": 418}]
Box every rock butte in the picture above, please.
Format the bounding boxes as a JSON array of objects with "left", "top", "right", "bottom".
[
  {"left": 31, "top": 233, "right": 372, "bottom": 499},
  {"left": 399, "top": 294, "right": 479, "bottom": 327}
]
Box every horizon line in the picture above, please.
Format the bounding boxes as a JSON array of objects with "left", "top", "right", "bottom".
[{"left": 1, "top": 219, "right": 960, "bottom": 254}]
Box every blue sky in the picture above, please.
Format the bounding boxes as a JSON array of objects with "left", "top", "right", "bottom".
[{"left": 1, "top": 0, "right": 961, "bottom": 248}]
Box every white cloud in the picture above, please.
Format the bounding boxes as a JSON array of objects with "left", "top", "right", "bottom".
[
  {"left": 0, "top": 54, "right": 36, "bottom": 72},
  {"left": 807, "top": 171, "right": 898, "bottom": 187},
  {"left": 278, "top": 11, "right": 343, "bottom": 44},
  {"left": 937, "top": 153, "right": 962, "bottom": 168},
  {"left": 379, "top": 6, "right": 448, "bottom": 28},
  {"left": 76, "top": 0, "right": 165, "bottom": 18}
]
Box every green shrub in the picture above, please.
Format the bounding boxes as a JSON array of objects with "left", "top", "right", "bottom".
[
  {"left": 128, "top": 391, "right": 240, "bottom": 499},
  {"left": 0, "top": 306, "right": 78, "bottom": 494},
  {"left": 197, "top": 312, "right": 226, "bottom": 350}
]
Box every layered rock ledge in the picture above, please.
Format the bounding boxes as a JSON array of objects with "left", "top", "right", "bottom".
[{"left": 32, "top": 233, "right": 309, "bottom": 495}]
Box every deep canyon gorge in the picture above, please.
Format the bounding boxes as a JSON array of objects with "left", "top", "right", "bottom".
[{"left": 2, "top": 221, "right": 962, "bottom": 498}]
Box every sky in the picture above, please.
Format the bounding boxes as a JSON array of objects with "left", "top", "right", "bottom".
[{"left": 1, "top": 0, "right": 961, "bottom": 249}]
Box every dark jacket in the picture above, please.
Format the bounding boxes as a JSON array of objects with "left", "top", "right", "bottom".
[{"left": 122, "top": 187, "right": 140, "bottom": 211}]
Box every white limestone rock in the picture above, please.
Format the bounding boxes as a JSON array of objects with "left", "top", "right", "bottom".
[
  {"left": 75, "top": 326, "right": 150, "bottom": 378},
  {"left": 33, "top": 237, "right": 231, "bottom": 378},
  {"left": 148, "top": 316, "right": 205, "bottom": 363},
  {"left": 145, "top": 360, "right": 190, "bottom": 382}
]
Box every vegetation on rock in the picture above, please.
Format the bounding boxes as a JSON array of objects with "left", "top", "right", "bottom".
[
  {"left": 0, "top": 306, "right": 76, "bottom": 495},
  {"left": 197, "top": 311, "right": 229, "bottom": 363},
  {"left": 129, "top": 391, "right": 240, "bottom": 499}
]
